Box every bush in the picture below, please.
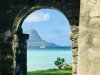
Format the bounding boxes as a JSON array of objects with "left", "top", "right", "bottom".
[
  {"left": 54, "top": 57, "right": 72, "bottom": 70},
  {"left": 54, "top": 57, "right": 65, "bottom": 69}
]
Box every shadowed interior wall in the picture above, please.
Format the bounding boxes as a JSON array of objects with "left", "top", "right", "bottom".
[{"left": 0, "top": 0, "right": 80, "bottom": 75}]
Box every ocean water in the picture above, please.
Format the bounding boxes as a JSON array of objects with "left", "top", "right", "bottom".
[{"left": 27, "top": 47, "right": 72, "bottom": 71}]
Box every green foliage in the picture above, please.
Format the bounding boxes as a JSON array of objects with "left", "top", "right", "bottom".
[
  {"left": 54, "top": 57, "right": 72, "bottom": 70},
  {"left": 61, "top": 63, "right": 72, "bottom": 70},
  {"left": 27, "top": 69, "right": 72, "bottom": 75},
  {"left": 54, "top": 57, "right": 65, "bottom": 69}
]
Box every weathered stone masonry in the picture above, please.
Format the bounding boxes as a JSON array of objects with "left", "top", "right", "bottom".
[
  {"left": 14, "top": 28, "right": 29, "bottom": 75},
  {"left": 0, "top": 0, "right": 80, "bottom": 75},
  {"left": 0, "top": 29, "right": 29, "bottom": 75},
  {"left": 4, "top": 0, "right": 100, "bottom": 75},
  {"left": 77, "top": 0, "right": 100, "bottom": 75},
  {"left": 70, "top": 25, "right": 79, "bottom": 75}
]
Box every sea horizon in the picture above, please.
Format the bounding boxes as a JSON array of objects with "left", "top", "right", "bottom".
[
  {"left": 27, "top": 46, "right": 72, "bottom": 50},
  {"left": 27, "top": 46, "right": 72, "bottom": 71}
]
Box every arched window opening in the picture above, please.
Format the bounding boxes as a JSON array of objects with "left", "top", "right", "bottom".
[{"left": 22, "top": 8, "right": 72, "bottom": 75}]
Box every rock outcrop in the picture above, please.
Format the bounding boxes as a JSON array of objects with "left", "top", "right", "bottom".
[{"left": 24, "top": 30, "right": 57, "bottom": 48}]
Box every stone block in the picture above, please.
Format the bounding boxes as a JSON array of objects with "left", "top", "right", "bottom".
[
  {"left": 72, "top": 49, "right": 78, "bottom": 56},
  {"left": 73, "top": 64, "right": 77, "bottom": 73},
  {"left": 73, "top": 56, "right": 77, "bottom": 64}
]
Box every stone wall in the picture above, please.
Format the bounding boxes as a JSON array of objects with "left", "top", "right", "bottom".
[
  {"left": 70, "top": 25, "right": 79, "bottom": 75},
  {"left": 0, "top": 0, "right": 99, "bottom": 75},
  {"left": 0, "top": 31, "right": 13, "bottom": 75},
  {"left": 14, "top": 28, "right": 29, "bottom": 75},
  {"left": 0, "top": 0, "right": 80, "bottom": 75},
  {"left": 0, "top": 29, "right": 29, "bottom": 75},
  {"left": 77, "top": 0, "right": 100, "bottom": 75}
]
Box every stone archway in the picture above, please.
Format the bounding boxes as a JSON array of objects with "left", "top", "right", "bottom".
[
  {"left": 13, "top": 4, "right": 80, "bottom": 75},
  {"left": 0, "top": 0, "right": 80, "bottom": 75},
  {"left": 1, "top": 0, "right": 100, "bottom": 75}
]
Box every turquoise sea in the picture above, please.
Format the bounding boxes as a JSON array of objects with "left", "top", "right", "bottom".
[{"left": 27, "top": 47, "right": 72, "bottom": 71}]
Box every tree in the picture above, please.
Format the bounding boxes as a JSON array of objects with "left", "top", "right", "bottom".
[{"left": 54, "top": 57, "right": 65, "bottom": 69}]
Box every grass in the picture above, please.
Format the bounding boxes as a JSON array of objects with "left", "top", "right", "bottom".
[{"left": 27, "top": 69, "right": 72, "bottom": 75}]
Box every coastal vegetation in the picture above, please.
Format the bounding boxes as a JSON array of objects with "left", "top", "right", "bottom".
[
  {"left": 54, "top": 57, "right": 72, "bottom": 70},
  {"left": 27, "top": 69, "right": 72, "bottom": 75},
  {"left": 27, "top": 57, "right": 72, "bottom": 75}
]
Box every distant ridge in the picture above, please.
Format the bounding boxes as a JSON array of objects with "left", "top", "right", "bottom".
[{"left": 24, "top": 30, "right": 58, "bottom": 48}]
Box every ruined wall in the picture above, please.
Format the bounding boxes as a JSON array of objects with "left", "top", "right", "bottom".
[
  {"left": 15, "top": 28, "right": 29, "bottom": 75},
  {"left": 0, "top": 31, "right": 14, "bottom": 75},
  {"left": 70, "top": 25, "right": 79, "bottom": 75},
  {"left": 78, "top": 0, "right": 100, "bottom": 75},
  {"left": 0, "top": 29, "right": 29, "bottom": 75},
  {"left": 0, "top": 0, "right": 80, "bottom": 75}
]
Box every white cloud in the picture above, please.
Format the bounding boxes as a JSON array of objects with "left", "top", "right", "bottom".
[{"left": 24, "top": 11, "right": 50, "bottom": 22}]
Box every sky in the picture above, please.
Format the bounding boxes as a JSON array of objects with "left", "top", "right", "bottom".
[{"left": 22, "top": 9, "right": 72, "bottom": 46}]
